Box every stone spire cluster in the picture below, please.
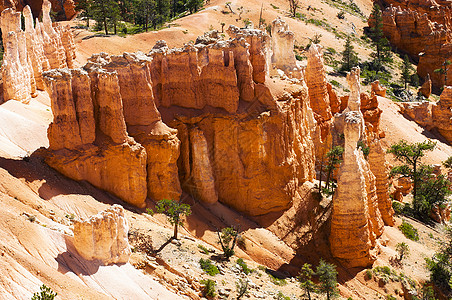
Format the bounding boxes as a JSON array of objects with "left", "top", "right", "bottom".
[{"left": 0, "top": 0, "right": 75, "bottom": 103}]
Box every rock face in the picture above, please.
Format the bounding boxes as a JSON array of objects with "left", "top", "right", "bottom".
[
  {"left": 432, "top": 86, "right": 452, "bottom": 142},
  {"left": 376, "top": 3, "right": 452, "bottom": 88},
  {"left": 0, "top": 0, "right": 75, "bottom": 102},
  {"left": 270, "top": 17, "right": 301, "bottom": 78},
  {"left": 0, "top": 0, "right": 76, "bottom": 21},
  {"left": 419, "top": 74, "right": 432, "bottom": 98},
  {"left": 43, "top": 24, "right": 318, "bottom": 217},
  {"left": 73, "top": 205, "right": 131, "bottom": 265},
  {"left": 330, "top": 68, "right": 385, "bottom": 267},
  {"left": 43, "top": 68, "right": 148, "bottom": 208}
]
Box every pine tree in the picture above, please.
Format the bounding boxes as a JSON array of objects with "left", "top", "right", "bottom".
[
  {"left": 75, "top": 0, "right": 94, "bottom": 27},
  {"left": 401, "top": 54, "right": 412, "bottom": 89},
  {"left": 91, "top": 0, "right": 120, "bottom": 35},
  {"left": 316, "top": 259, "right": 339, "bottom": 300},
  {"left": 340, "top": 35, "right": 359, "bottom": 72},
  {"left": 434, "top": 59, "right": 451, "bottom": 89},
  {"left": 298, "top": 263, "right": 317, "bottom": 300},
  {"left": 134, "top": 0, "right": 156, "bottom": 32},
  {"left": 369, "top": 3, "right": 391, "bottom": 68}
]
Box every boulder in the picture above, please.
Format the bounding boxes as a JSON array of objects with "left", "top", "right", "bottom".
[
  {"left": 73, "top": 205, "right": 131, "bottom": 265},
  {"left": 418, "top": 74, "right": 432, "bottom": 98}
]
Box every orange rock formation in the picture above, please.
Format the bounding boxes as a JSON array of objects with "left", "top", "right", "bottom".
[
  {"left": 330, "top": 68, "right": 385, "bottom": 267},
  {"left": 376, "top": 1, "right": 452, "bottom": 88},
  {"left": 0, "top": 0, "right": 76, "bottom": 21}
]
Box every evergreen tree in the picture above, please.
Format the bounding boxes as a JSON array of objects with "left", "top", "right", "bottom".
[
  {"left": 298, "top": 263, "right": 317, "bottom": 300},
  {"left": 186, "top": 0, "right": 204, "bottom": 14},
  {"left": 75, "top": 0, "right": 94, "bottom": 27},
  {"left": 387, "top": 139, "right": 436, "bottom": 198},
  {"left": 340, "top": 35, "right": 359, "bottom": 72},
  {"left": 434, "top": 59, "right": 451, "bottom": 88},
  {"left": 134, "top": 0, "right": 156, "bottom": 32},
  {"left": 368, "top": 3, "right": 391, "bottom": 68},
  {"left": 316, "top": 259, "right": 339, "bottom": 300},
  {"left": 401, "top": 54, "right": 412, "bottom": 89},
  {"left": 325, "top": 146, "right": 344, "bottom": 191},
  {"left": 91, "top": 0, "right": 120, "bottom": 35},
  {"left": 155, "top": 199, "right": 191, "bottom": 240}
]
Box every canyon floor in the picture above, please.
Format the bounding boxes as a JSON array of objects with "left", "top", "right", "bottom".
[{"left": 0, "top": 0, "right": 451, "bottom": 299}]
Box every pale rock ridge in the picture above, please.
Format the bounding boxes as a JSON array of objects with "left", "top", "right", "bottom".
[
  {"left": 270, "top": 17, "right": 301, "bottom": 78},
  {"left": 330, "top": 68, "right": 385, "bottom": 267},
  {"left": 0, "top": 0, "right": 75, "bottom": 102},
  {"left": 0, "top": 8, "right": 35, "bottom": 102},
  {"left": 73, "top": 205, "right": 132, "bottom": 265}
]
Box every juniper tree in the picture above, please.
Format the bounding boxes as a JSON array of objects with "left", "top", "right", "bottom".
[
  {"left": 288, "top": 0, "right": 300, "bottom": 17},
  {"left": 155, "top": 199, "right": 191, "bottom": 240},
  {"left": 298, "top": 263, "right": 317, "bottom": 300},
  {"left": 387, "top": 140, "right": 436, "bottom": 198},
  {"left": 434, "top": 59, "right": 451, "bottom": 88}
]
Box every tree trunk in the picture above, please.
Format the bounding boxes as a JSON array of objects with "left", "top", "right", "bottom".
[{"left": 173, "top": 223, "right": 178, "bottom": 239}]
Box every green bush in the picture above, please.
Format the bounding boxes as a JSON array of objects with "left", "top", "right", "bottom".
[
  {"left": 200, "top": 279, "right": 216, "bottom": 298},
  {"left": 197, "top": 244, "right": 209, "bottom": 254},
  {"left": 398, "top": 220, "right": 419, "bottom": 241},
  {"left": 199, "top": 258, "right": 220, "bottom": 276},
  {"left": 365, "top": 269, "right": 373, "bottom": 280},
  {"left": 32, "top": 285, "right": 57, "bottom": 300},
  {"left": 236, "top": 258, "right": 252, "bottom": 275}
]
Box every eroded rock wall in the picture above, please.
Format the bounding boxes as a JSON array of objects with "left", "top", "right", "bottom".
[
  {"left": 0, "top": 0, "right": 75, "bottom": 102},
  {"left": 376, "top": 3, "right": 452, "bottom": 88}
]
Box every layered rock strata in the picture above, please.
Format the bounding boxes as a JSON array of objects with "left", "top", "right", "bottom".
[
  {"left": 44, "top": 24, "right": 318, "bottom": 216},
  {"left": 0, "top": 0, "right": 75, "bottom": 102},
  {"left": 330, "top": 68, "right": 385, "bottom": 267},
  {"left": 73, "top": 205, "right": 132, "bottom": 265},
  {"left": 376, "top": 3, "right": 452, "bottom": 88},
  {"left": 400, "top": 86, "right": 452, "bottom": 143}
]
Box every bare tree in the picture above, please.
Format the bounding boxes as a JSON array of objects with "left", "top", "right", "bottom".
[{"left": 289, "top": 0, "right": 300, "bottom": 17}]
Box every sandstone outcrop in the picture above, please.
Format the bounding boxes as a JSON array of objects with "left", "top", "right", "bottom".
[
  {"left": 73, "top": 205, "right": 132, "bottom": 265},
  {"left": 43, "top": 24, "right": 320, "bottom": 217},
  {"left": 432, "top": 86, "right": 452, "bottom": 142},
  {"left": 330, "top": 68, "right": 385, "bottom": 267},
  {"left": 43, "top": 68, "right": 148, "bottom": 208},
  {"left": 376, "top": 3, "right": 452, "bottom": 88},
  {"left": 306, "top": 44, "right": 332, "bottom": 123},
  {"left": 371, "top": 80, "right": 386, "bottom": 97},
  {"left": 419, "top": 74, "right": 432, "bottom": 98},
  {"left": 270, "top": 17, "right": 301, "bottom": 78},
  {"left": 0, "top": 0, "right": 76, "bottom": 102},
  {"left": 0, "top": 0, "right": 76, "bottom": 21}
]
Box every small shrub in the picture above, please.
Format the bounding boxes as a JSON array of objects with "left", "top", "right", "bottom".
[
  {"left": 386, "top": 295, "right": 396, "bottom": 300},
  {"left": 198, "top": 244, "right": 209, "bottom": 254},
  {"left": 236, "top": 258, "right": 252, "bottom": 275},
  {"left": 337, "top": 10, "right": 345, "bottom": 19},
  {"left": 236, "top": 278, "right": 249, "bottom": 299},
  {"left": 330, "top": 80, "right": 341, "bottom": 88},
  {"left": 396, "top": 242, "right": 410, "bottom": 261},
  {"left": 276, "top": 291, "right": 291, "bottom": 300},
  {"left": 399, "top": 220, "right": 419, "bottom": 241},
  {"left": 270, "top": 4, "right": 279, "bottom": 9},
  {"left": 199, "top": 258, "right": 220, "bottom": 276},
  {"left": 365, "top": 269, "right": 373, "bottom": 280},
  {"left": 32, "top": 284, "right": 57, "bottom": 300},
  {"left": 200, "top": 279, "right": 216, "bottom": 298},
  {"left": 269, "top": 273, "right": 287, "bottom": 286}
]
